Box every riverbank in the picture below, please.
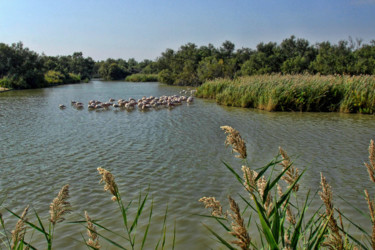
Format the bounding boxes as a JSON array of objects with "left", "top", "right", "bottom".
[
  {"left": 0, "top": 87, "right": 11, "bottom": 92},
  {"left": 196, "top": 74, "right": 375, "bottom": 114}
]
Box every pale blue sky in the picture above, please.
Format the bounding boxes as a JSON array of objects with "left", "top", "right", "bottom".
[{"left": 1, "top": 0, "right": 374, "bottom": 61}]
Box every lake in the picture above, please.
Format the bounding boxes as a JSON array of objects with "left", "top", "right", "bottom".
[{"left": 0, "top": 80, "right": 374, "bottom": 249}]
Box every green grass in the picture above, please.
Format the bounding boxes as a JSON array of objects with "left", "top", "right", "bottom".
[
  {"left": 196, "top": 74, "right": 375, "bottom": 114},
  {"left": 125, "top": 74, "right": 159, "bottom": 82}
]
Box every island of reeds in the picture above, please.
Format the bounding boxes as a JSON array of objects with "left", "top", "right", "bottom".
[{"left": 196, "top": 74, "right": 375, "bottom": 114}]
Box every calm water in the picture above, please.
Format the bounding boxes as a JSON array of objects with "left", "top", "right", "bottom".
[{"left": 1, "top": 80, "right": 374, "bottom": 249}]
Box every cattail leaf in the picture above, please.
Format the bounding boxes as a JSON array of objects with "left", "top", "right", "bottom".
[
  {"left": 141, "top": 199, "right": 153, "bottom": 250},
  {"left": 130, "top": 192, "right": 148, "bottom": 233},
  {"left": 338, "top": 194, "right": 372, "bottom": 221},
  {"left": 255, "top": 157, "right": 282, "bottom": 182},
  {"left": 202, "top": 224, "right": 236, "bottom": 250},
  {"left": 253, "top": 194, "right": 279, "bottom": 249},
  {"left": 90, "top": 230, "right": 127, "bottom": 250},
  {"left": 290, "top": 190, "right": 309, "bottom": 248},
  {"left": 271, "top": 199, "right": 280, "bottom": 244},
  {"left": 263, "top": 163, "right": 292, "bottom": 204},
  {"left": 20, "top": 240, "right": 37, "bottom": 250},
  {"left": 308, "top": 215, "right": 330, "bottom": 249},
  {"left": 6, "top": 208, "right": 49, "bottom": 238},
  {"left": 222, "top": 161, "right": 244, "bottom": 186},
  {"left": 239, "top": 194, "right": 256, "bottom": 213},
  {"left": 335, "top": 208, "right": 371, "bottom": 239}
]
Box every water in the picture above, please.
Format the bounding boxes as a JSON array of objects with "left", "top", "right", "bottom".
[{"left": 0, "top": 80, "right": 374, "bottom": 249}]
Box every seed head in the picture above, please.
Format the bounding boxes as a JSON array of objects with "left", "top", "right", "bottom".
[
  {"left": 220, "top": 126, "right": 247, "bottom": 159},
  {"left": 85, "top": 211, "right": 100, "bottom": 249},
  {"left": 97, "top": 167, "right": 118, "bottom": 201},
  {"left": 11, "top": 205, "right": 29, "bottom": 248},
  {"left": 199, "top": 197, "right": 223, "bottom": 217},
  {"left": 49, "top": 184, "right": 71, "bottom": 225}
]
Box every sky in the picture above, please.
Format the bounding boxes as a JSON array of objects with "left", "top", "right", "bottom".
[{"left": 0, "top": 0, "right": 374, "bottom": 61}]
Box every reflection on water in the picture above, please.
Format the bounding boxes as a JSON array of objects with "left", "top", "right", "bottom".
[{"left": 0, "top": 80, "right": 374, "bottom": 249}]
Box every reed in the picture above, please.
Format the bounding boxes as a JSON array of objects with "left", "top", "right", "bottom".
[
  {"left": 0, "top": 169, "right": 174, "bottom": 249},
  {"left": 196, "top": 74, "right": 375, "bottom": 114},
  {"left": 125, "top": 74, "right": 159, "bottom": 82},
  {"left": 199, "top": 126, "right": 375, "bottom": 249}
]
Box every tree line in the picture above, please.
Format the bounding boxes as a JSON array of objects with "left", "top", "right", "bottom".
[
  {"left": 1, "top": 36, "right": 375, "bottom": 89},
  {"left": 0, "top": 42, "right": 96, "bottom": 89}
]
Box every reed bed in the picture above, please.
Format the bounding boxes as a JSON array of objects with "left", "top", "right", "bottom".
[
  {"left": 196, "top": 74, "right": 375, "bottom": 114},
  {"left": 125, "top": 74, "right": 159, "bottom": 82}
]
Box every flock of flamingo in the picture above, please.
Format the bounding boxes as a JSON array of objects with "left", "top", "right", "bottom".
[{"left": 59, "top": 91, "right": 194, "bottom": 111}]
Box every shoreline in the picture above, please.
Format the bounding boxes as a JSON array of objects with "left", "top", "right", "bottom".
[{"left": 0, "top": 87, "right": 11, "bottom": 93}]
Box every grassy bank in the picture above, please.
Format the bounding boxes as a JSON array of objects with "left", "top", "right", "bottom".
[
  {"left": 125, "top": 73, "right": 159, "bottom": 82},
  {"left": 196, "top": 74, "right": 375, "bottom": 114}
]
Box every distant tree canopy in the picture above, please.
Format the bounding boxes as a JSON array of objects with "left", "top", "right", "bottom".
[
  {"left": 0, "top": 42, "right": 95, "bottom": 89},
  {"left": 151, "top": 36, "right": 375, "bottom": 86},
  {"left": 1, "top": 36, "right": 375, "bottom": 89}
]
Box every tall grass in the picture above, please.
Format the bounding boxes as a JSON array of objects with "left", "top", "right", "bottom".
[
  {"left": 196, "top": 74, "right": 375, "bottom": 114},
  {"left": 125, "top": 74, "right": 159, "bottom": 82},
  {"left": 199, "top": 126, "right": 375, "bottom": 249}
]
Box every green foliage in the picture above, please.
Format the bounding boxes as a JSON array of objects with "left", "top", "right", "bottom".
[
  {"left": 125, "top": 73, "right": 159, "bottom": 82},
  {"left": 0, "top": 42, "right": 94, "bottom": 89},
  {"left": 44, "top": 70, "right": 65, "bottom": 85},
  {"left": 196, "top": 74, "right": 375, "bottom": 113},
  {"left": 0, "top": 77, "right": 12, "bottom": 89}
]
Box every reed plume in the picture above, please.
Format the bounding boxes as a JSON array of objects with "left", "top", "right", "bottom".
[
  {"left": 241, "top": 165, "right": 258, "bottom": 194},
  {"left": 319, "top": 173, "right": 343, "bottom": 249},
  {"left": 277, "top": 184, "right": 296, "bottom": 225},
  {"left": 11, "top": 205, "right": 29, "bottom": 249},
  {"left": 364, "top": 189, "right": 375, "bottom": 249},
  {"left": 365, "top": 139, "right": 375, "bottom": 183},
  {"left": 85, "top": 211, "right": 100, "bottom": 249},
  {"left": 228, "top": 196, "right": 251, "bottom": 250},
  {"left": 220, "top": 126, "right": 247, "bottom": 159},
  {"left": 199, "top": 197, "right": 223, "bottom": 217},
  {"left": 97, "top": 167, "right": 118, "bottom": 201},
  {"left": 279, "top": 147, "right": 299, "bottom": 192},
  {"left": 257, "top": 176, "right": 273, "bottom": 215},
  {"left": 49, "top": 184, "right": 71, "bottom": 225}
]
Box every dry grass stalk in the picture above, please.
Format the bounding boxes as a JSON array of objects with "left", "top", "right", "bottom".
[
  {"left": 49, "top": 184, "right": 71, "bottom": 225},
  {"left": 228, "top": 196, "right": 251, "bottom": 250},
  {"left": 365, "top": 140, "right": 375, "bottom": 183},
  {"left": 220, "top": 126, "right": 247, "bottom": 159},
  {"left": 97, "top": 167, "right": 118, "bottom": 201},
  {"left": 277, "top": 184, "right": 296, "bottom": 225},
  {"left": 11, "top": 205, "right": 29, "bottom": 249},
  {"left": 241, "top": 165, "right": 258, "bottom": 194},
  {"left": 85, "top": 211, "right": 100, "bottom": 249},
  {"left": 319, "top": 173, "right": 343, "bottom": 250},
  {"left": 198, "top": 197, "right": 223, "bottom": 217},
  {"left": 257, "top": 176, "right": 273, "bottom": 215},
  {"left": 364, "top": 189, "right": 375, "bottom": 248},
  {"left": 279, "top": 147, "right": 299, "bottom": 192}
]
